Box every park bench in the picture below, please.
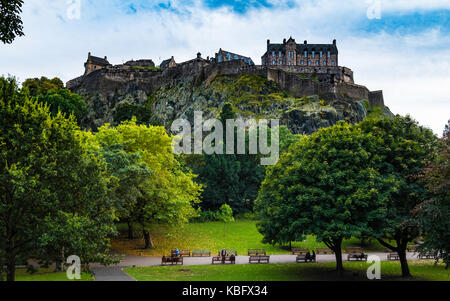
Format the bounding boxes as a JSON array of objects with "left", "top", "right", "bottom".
[
  {"left": 418, "top": 252, "right": 436, "bottom": 259},
  {"left": 218, "top": 249, "right": 237, "bottom": 256},
  {"left": 386, "top": 249, "right": 400, "bottom": 261},
  {"left": 248, "top": 249, "right": 266, "bottom": 256},
  {"left": 316, "top": 248, "right": 334, "bottom": 255},
  {"left": 161, "top": 256, "right": 183, "bottom": 266},
  {"left": 292, "top": 248, "right": 316, "bottom": 263},
  {"left": 249, "top": 255, "right": 270, "bottom": 264},
  {"left": 346, "top": 247, "right": 368, "bottom": 261},
  {"left": 171, "top": 249, "right": 191, "bottom": 257},
  {"left": 192, "top": 249, "right": 211, "bottom": 257},
  {"left": 212, "top": 255, "right": 236, "bottom": 265}
]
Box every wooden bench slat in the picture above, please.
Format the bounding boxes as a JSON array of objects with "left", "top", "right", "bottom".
[
  {"left": 248, "top": 249, "right": 266, "bottom": 256},
  {"left": 291, "top": 248, "right": 309, "bottom": 255},
  {"left": 212, "top": 255, "right": 236, "bottom": 264},
  {"left": 249, "top": 255, "right": 270, "bottom": 264}
]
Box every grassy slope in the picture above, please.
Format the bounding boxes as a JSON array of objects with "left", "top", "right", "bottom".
[
  {"left": 14, "top": 268, "right": 93, "bottom": 281},
  {"left": 125, "top": 261, "right": 450, "bottom": 281},
  {"left": 112, "top": 220, "right": 387, "bottom": 256}
]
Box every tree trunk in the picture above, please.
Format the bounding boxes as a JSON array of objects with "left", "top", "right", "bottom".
[
  {"left": 55, "top": 258, "right": 62, "bottom": 272},
  {"left": 6, "top": 254, "right": 16, "bottom": 282},
  {"left": 55, "top": 247, "right": 65, "bottom": 272},
  {"left": 334, "top": 247, "right": 344, "bottom": 274},
  {"left": 397, "top": 239, "right": 411, "bottom": 277},
  {"left": 127, "top": 221, "right": 134, "bottom": 240},
  {"left": 331, "top": 237, "right": 344, "bottom": 274},
  {"left": 143, "top": 230, "right": 153, "bottom": 249}
]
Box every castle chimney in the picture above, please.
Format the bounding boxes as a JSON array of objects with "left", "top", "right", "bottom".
[
  {"left": 88, "top": 52, "right": 91, "bottom": 58},
  {"left": 104, "top": 56, "right": 107, "bottom": 60},
  {"left": 304, "top": 40, "right": 307, "bottom": 44},
  {"left": 283, "top": 38, "right": 286, "bottom": 44},
  {"left": 197, "top": 52, "right": 201, "bottom": 59},
  {"left": 333, "top": 39, "right": 336, "bottom": 45}
]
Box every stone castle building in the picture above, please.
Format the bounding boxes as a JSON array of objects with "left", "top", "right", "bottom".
[
  {"left": 262, "top": 37, "right": 338, "bottom": 68},
  {"left": 160, "top": 56, "right": 177, "bottom": 69},
  {"left": 84, "top": 53, "right": 111, "bottom": 75},
  {"left": 74, "top": 38, "right": 357, "bottom": 94},
  {"left": 215, "top": 48, "right": 254, "bottom": 66}
]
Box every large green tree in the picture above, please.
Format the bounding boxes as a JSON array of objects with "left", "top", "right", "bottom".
[
  {"left": 93, "top": 120, "right": 202, "bottom": 249},
  {"left": 22, "top": 77, "right": 88, "bottom": 124},
  {"left": 90, "top": 138, "right": 153, "bottom": 239},
  {"left": 256, "top": 122, "right": 391, "bottom": 273},
  {"left": 193, "top": 103, "right": 266, "bottom": 213},
  {"left": 413, "top": 120, "right": 450, "bottom": 268},
  {"left": 22, "top": 77, "right": 64, "bottom": 97},
  {"left": 358, "top": 115, "right": 439, "bottom": 277},
  {"left": 0, "top": 77, "right": 116, "bottom": 281},
  {"left": 35, "top": 89, "right": 87, "bottom": 123},
  {"left": 0, "top": 0, "right": 24, "bottom": 44}
]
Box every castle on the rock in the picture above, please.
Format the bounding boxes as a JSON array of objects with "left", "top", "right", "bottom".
[
  {"left": 68, "top": 37, "right": 384, "bottom": 109},
  {"left": 83, "top": 37, "right": 339, "bottom": 77}
]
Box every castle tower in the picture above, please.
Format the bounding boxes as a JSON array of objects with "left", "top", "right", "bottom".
[{"left": 84, "top": 53, "right": 110, "bottom": 76}]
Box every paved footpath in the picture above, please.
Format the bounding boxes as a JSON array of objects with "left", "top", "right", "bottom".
[{"left": 91, "top": 252, "right": 421, "bottom": 281}]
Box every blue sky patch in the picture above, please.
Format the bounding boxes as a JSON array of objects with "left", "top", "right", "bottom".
[{"left": 357, "top": 10, "right": 450, "bottom": 36}]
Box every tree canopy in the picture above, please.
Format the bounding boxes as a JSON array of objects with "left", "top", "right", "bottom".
[
  {"left": 256, "top": 121, "right": 392, "bottom": 273},
  {"left": 0, "top": 77, "right": 116, "bottom": 281},
  {"left": 358, "top": 115, "right": 439, "bottom": 277},
  {"left": 414, "top": 120, "right": 450, "bottom": 268},
  {"left": 92, "top": 119, "right": 202, "bottom": 249},
  {"left": 0, "top": 0, "right": 24, "bottom": 44}
]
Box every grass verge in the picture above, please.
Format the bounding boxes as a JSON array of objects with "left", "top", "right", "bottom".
[
  {"left": 125, "top": 260, "right": 450, "bottom": 281},
  {"left": 113, "top": 220, "right": 390, "bottom": 256}
]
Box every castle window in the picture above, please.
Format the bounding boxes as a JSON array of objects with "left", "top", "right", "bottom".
[
  {"left": 323, "top": 61, "right": 327, "bottom": 66},
  {"left": 308, "top": 60, "right": 311, "bottom": 65},
  {"left": 234, "top": 55, "right": 238, "bottom": 60},
  {"left": 226, "top": 53, "right": 231, "bottom": 60},
  {"left": 316, "top": 60, "right": 319, "bottom": 65},
  {"left": 218, "top": 55, "right": 223, "bottom": 62},
  {"left": 331, "top": 60, "right": 335, "bottom": 66},
  {"left": 279, "top": 60, "right": 283, "bottom": 65},
  {"left": 312, "top": 51, "right": 315, "bottom": 58},
  {"left": 301, "top": 60, "right": 304, "bottom": 65},
  {"left": 272, "top": 60, "right": 276, "bottom": 65},
  {"left": 272, "top": 51, "right": 276, "bottom": 57},
  {"left": 279, "top": 51, "right": 282, "bottom": 57},
  {"left": 304, "top": 50, "right": 307, "bottom": 57},
  {"left": 328, "top": 51, "right": 331, "bottom": 58},
  {"left": 320, "top": 51, "right": 323, "bottom": 58}
]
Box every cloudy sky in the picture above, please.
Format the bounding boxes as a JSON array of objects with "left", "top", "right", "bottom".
[{"left": 1, "top": 0, "right": 449, "bottom": 135}]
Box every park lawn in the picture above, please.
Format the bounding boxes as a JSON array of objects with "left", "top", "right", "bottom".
[
  {"left": 125, "top": 260, "right": 450, "bottom": 281},
  {"left": 14, "top": 268, "right": 94, "bottom": 281},
  {"left": 112, "top": 220, "right": 388, "bottom": 256}
]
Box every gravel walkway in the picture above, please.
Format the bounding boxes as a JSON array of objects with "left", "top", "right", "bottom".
[{"left": 91, "top": 252, "right": 421, "bottom": 281}]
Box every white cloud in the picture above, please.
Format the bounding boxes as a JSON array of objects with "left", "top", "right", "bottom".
[{"left": 0, "top": 0, "right": 448, "bottom": 134}]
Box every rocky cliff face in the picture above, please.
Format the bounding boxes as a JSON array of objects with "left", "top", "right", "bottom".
[{"left": 68, "top": 61, "right": 393, "bottom": 134}]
